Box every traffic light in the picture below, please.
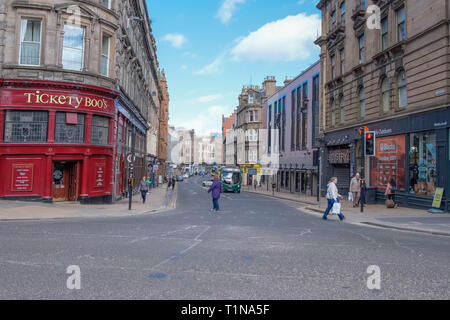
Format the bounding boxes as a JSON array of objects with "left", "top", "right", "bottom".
[{"left": 364, "top": 131, "right": 375, "bottom": 156}]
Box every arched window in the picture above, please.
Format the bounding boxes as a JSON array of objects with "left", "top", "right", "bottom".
[
  {"left": 359, "top": 87, "right": 365, "bottom": 118},
  {"left": 381, "top": 77, "right": 390, "bottom": 112},
  {"left": 397, "top": 70, "right": 407, "bottom": 108},
  {"left": 339, "top": 96, "right": 345, "bottom": 124},
  {"left": 331, "top": 99, "right": 336, "bottom": 126}
]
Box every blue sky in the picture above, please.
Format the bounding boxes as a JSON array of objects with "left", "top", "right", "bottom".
[{"left": 146, "top": 0, "right": 321, "bottom": 136}]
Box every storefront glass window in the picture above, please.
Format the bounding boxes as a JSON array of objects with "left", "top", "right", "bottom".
[
  {"left": 370, "top": 135, "right": 406, "bottom": 191},
  {"left": 91, "top": 115, "right": 109, "bottom": 145},
  {"left": 55, "top": 112, "right": 85, "bottom": 144},
  {"left": 4, "top": 111, "right": 48, "bottom": 143},
  {"left": 409, "top": 131, "right": 437, "bottom": 196}
]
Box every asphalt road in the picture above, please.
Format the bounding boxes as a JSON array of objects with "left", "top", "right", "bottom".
[{"left": 0, "top": 175, "right": 449, "bottom": 299}]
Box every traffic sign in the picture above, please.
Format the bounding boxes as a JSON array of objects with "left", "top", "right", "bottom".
[{"left": 127, "top": 153, "right": 136, "bottom": 163}]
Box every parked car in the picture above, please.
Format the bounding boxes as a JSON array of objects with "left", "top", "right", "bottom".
[
  {"left": 176, "top": 175, "right": 184, "bottom": 181},
  {"left": 202, "top": 179, "right": 214, "bottom": 187},
  {"left": 183, "top": 173, "right": 189, "bottom": 179}
]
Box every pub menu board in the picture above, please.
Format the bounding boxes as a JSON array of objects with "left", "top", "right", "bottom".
[
  {"left": 95, "top": 163, "right": 105, "bottom": 188},
  {"left": 11, "top": 164, "right": 34, "bottom": 192},
  {"left": 370, "top": 135, "right": 406, "bottom": 191}
]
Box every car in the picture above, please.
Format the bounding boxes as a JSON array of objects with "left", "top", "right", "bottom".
[
  {"left": 202, "top": 180, "right": 214, "bottom": 187},
  {"left": 183, "top": 174, "right": 189, "bottom": 179},
  {"left": 176, "top": 175, "right": 184, "bottom": 181}
]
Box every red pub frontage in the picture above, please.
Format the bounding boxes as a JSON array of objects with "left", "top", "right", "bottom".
[{"left": 0, "top": 79, "right": 119, "bottom": 204}]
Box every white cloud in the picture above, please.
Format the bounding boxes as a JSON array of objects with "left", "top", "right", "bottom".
[
  {"left": 188, "top": 94, "right": 224, "bottom": 104},
  {"left": 174, "top": 105, "right": 232, "bottom": 136},
  {"left": 162, "top": 33, "right": 187, "bottom": 48},
  {"left": 216, "top": 0, "right": 246, "bottom": 24},
  {"left": 231, "top": 13, "right": 321, "bottom": 62},
  {"left": 194, "top": 53, "right": 226, "bottom": 75}
]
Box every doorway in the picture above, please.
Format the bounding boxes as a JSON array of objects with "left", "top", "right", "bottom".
[{"left": 52, "top": 161, "right": 79, "bottom": 202}]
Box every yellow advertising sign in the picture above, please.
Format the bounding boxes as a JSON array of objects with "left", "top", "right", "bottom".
[{"left": 432, "top": 188, "right": 444, "bottom": 208}]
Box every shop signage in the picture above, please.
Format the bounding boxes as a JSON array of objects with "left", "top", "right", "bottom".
[
  {"left": 432, "top": 188, "right": 444, "bottom": 208},
  {"left": 0, "top": 88, "right": 114, "bottom": 113},
  {"left": 11, "top": 164, "right": 33, "bottom": 192},
  {"left": 328, "top": 149, "right": 350, "bottom": 164}
]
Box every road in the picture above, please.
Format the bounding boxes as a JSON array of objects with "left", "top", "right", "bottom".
[{"left": 0, "top": 175, "right": 449, "bottom": 299}]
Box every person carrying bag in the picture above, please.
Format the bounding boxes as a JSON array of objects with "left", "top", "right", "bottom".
[{"left": 322, "top": 177, "right": 345, "bottom": 221}]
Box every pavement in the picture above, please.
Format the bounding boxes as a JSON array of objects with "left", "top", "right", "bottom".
[
  {"left": 243, "top": 186, "right": 450, "bottom": 237},
  {"left": 0, "top": 183, "right": 177, "bottom": 221},
  {"left": 0, "top": 175, "right": 449, "bottom": 299}
]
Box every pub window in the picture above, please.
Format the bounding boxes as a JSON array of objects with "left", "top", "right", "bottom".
[
  {"left": 339, "top": 96, "right": 345, "bottom": 124},
  {"left": 19, "top": 19, "right": 41, "bottom": 66},
  {"left": 100, "top": 34, "right": 111, "bottom": 77},
  {"left": 91, "top": 115, "right": 109, "bottom": 145},
  {"left": 4, "top": 111, "right": 48, "bottom": 143},
  {"left": 62, "top": 24, "right": 85, "bottom": 71},
  {"left": 55, "top": 112, "right": 85, "bottom": 144}
]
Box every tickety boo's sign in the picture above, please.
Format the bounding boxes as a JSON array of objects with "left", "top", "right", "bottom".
[{"left": 0, "top": 88, "right": 115, "bottom": 114}]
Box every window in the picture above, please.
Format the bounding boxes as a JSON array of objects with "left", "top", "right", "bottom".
[
  {"left": 331, "top": 99, "right": 336, "bottom": 126},
  {"left": 397, "top": 70, "right": 407, "bottom": 108},
  {"left": 381, "top": 18, "right": 388, "bottom": 50},
  {"left": 100, "top": 35, "right": 110, "bottom": 76},
  {"left": 246, "top": 129, "right": 257, "bottom": 142},
  {"left": 397, "top": 7, "right": 405, "bottom": 42},
  {"left": 339, "top": 96, "right": 345, "bottom": 124},
  {"left": 332, "top": 11, "right": 336, "bottom": 26},
  {"left": 19, "top": 19, "right": 41, "bottom": 66},
  {"left": 312, "top": 75, "right": 320, "bottom": 146},
  {"left": 4, "top": 111, "right": 48, "bottom": 143},
  {"left": 361, "top": 0, "right": 366, "bottom": 10},
  {"left": 359, "top": 87, "right": 365, "bottom": 118},
  {"left": 381, "top": 77, "right": 390, "bottom": 112},
  {"left": 248, "top": 94, "right": 254, "bottom": 104},
  {"left": 331, "top": 55, "right": 336, "bottom": 79},
  {"left": 296, "top": 87, "right": 301, "bottom": 150},
  {"left": 301, "top": 108, "right": 308, "bottom": 149},
  {"left": 55, "top": 112, "right": 85, "bottom": 143},
  {"left": 340, "top": 48, "right": 345, "bottom": 74},
  {"left": 268, "top": 105, "right": 272, "bottom": 153},
  {"left": 291, "top": 90, "right": 296, "bottom": 151},
  {"left": 62, "top": 24, "right": 85, "bottom": 71},
  {"left": 91, "top": 115, "right": 109, "bottom": 145},
  {"left": 409, "top": 132, "right": 437, "bottom": 196},
  {"left": 358, "top": 34, "right": 365, "bottom": 64},
  {"left": 341, "top": 1, "right": 346, "bottom": 24},
  {"left": 282, "top": 96, "right": 286, "bottom": 151},
  {"left": 102, "top": 0, "right": 111, "bottom": 9}
]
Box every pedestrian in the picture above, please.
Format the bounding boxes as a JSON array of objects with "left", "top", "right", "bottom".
[
  {"left": 385, "top": 178, "right": 398, "bottom": 208},
  {"left": 254, "top": 178, "right": 257, "bottom": 190},
  {"left": 140, "top": 176, "right": 149, "bottom": 204},
  {"left": 349, "top": 172, "right": 361, "bottom": 207},
  {"left": 171, "top": 176, "right": 176, "bottom": 190},
  {"left": 322, "top": 177, "right": 345, "bottom": 221},
  {"left": 146, "top": 176, "right": 152, "bottom": 190},
  {"left": 208, "top": 175, "right": 223, "bottom": 212}
]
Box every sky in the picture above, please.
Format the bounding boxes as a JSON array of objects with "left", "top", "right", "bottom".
[{"left": 146, "top": 0, "right": 321, "bottom": 136}]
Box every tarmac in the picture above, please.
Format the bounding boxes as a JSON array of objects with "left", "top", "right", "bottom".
[
  {"left": 243, "top": 185, "right": 450, "bottom": 237},
  {"left": 0, "top": 183, "right": 177, "bottom": 221}
]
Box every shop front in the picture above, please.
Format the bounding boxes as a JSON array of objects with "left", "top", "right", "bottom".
[
  {"left": 0, "top": 79, "right": 118, "bottom": 204},
  {"left": 322, "top": 108, "right": 449, "bottom": 210}
]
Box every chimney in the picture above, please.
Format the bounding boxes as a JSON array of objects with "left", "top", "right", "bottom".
[
  {"left": 263, "top": 76, "right": 276, "bottom": 97},
  {"left": 284, "top": 76, "right": 293, "bottom": 86}
]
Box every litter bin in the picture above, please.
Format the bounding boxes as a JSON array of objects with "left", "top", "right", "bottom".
[{"left": 364, "top": 187, "right": 377, "bottom": 204}]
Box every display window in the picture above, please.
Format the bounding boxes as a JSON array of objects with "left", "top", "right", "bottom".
[{"left": 409, "top": 131, "right": 437, "bottom": 196}]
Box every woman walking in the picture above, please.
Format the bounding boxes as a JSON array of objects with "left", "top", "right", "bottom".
[
  {"left": 322, "top": 177, "right": 345, "bottom": 221},
  {"left": 140, "top": 176, "right": 149, "bottom": 204},
  {"left": 208, "top": 176, "right": 223, "bottom": 212},
  {"left": 385, "top": 178, "right": 398, "bottom": 208}
]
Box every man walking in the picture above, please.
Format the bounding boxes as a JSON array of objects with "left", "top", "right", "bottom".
[
  {"left": 349, "top": 173, "right": 361, "bottom": 207},
  {"left": 140, "top": 176, "right": 149, "bottom": 204},
  {"left": 208, "top": 176, "right": 223, "bottom": 212}
]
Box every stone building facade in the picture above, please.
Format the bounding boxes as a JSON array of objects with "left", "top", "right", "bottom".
[
  {"left": 315, "top": 0, "right": 450, "bottom": 209},
  {"left": 157, "top": 69, "right": 169, "bottom": 179}
]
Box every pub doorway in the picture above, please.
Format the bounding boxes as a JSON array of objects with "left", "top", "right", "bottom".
[{"left": 52, "top": 161, "right": 79, "bottom": 202}]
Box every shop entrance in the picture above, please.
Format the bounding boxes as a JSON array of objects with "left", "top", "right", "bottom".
[{"left": 52, "top": 161, "right": 79, "bottom": 202}]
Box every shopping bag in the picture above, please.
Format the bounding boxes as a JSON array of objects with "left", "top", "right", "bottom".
[
  {"left": 332, "top": 202, "right": 341, "bottom": 215},
  {"left": 348, "top": 192, "right": 354, "bottom": 202}
]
